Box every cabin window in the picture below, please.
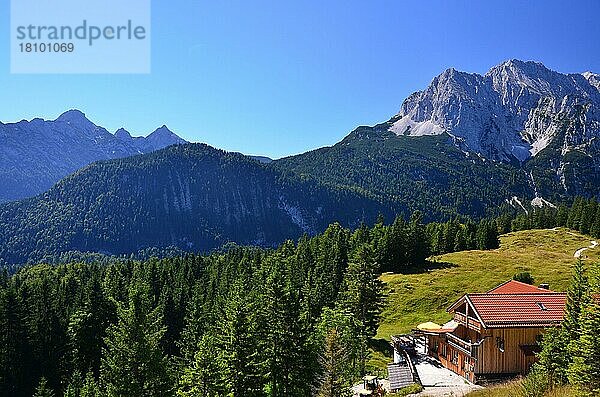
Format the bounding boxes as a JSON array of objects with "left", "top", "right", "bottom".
[
  {"left": 441, "top": 343, "right": 447, "bottom": 357},
  {"left": 463, "top": 357, "right": 472, "bottom": 372},
  {"left": 451, "top": 350, "right": 459, "bottom": 364},
  {"left": 496, "top": 337, "right": 505, "bottom": 352}
]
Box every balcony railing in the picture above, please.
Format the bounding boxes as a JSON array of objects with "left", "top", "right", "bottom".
[
  {"left": 453, "top": 313, "right": 482, "bottom": 332},
  {"left": 446, "top": 333, "right": 480, "bottom": 357}
]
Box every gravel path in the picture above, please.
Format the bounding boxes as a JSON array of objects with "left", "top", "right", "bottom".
[{"left": 574, "top": 240, "right": 598, "bottom": 258}]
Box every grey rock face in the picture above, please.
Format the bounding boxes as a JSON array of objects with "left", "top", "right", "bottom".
[{"left": 389, "top": 60, "right": 600, "bottom": 163}]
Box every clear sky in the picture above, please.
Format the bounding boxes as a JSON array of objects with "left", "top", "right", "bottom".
[{"left": 1, "top": 0, "right": 599, "bottom": 158}]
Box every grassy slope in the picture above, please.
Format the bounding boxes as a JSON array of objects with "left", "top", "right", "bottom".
[
  {"left": 377, "top": 227, "right": 600, "bottom": 340},
  {"left": 466, "top": 382, "right": 577, "bottom": 397}
]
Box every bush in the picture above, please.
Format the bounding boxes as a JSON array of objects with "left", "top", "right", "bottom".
[
  {"left": 521, "top": 365, "right": 550, "bottom": 397},
  {"left": 388, "top": 383, "right": 423, "bottom": 396},
  {"left": 513, "top": 272, "right": 534, "bottom": 285}
]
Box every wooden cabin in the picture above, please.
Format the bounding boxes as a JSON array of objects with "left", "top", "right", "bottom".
[{"left": 415, "top": 280, "right": 567, "bottom": 383}]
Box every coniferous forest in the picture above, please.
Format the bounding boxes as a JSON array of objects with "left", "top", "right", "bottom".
[
  {"left": 0, "top": 210, "right": 491, "bottom": 397},
  {"left": 2, "top": 197, "right": 600, "bottom": 396}
]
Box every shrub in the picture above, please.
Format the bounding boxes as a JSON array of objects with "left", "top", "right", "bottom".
[{"left": 521, "top": 365, "right": 550, "bottom": 397}]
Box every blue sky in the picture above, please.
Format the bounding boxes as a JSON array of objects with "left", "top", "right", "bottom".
[{"left": 1, "top": 0, "right": 599, "bottom": 158}]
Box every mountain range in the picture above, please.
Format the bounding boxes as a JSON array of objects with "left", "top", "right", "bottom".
[
  {"left": 277, "top": 60, "right": 600, "bottom": 208},
  {"left": 0, "top": 60, "right": 599, "bottom": 264},
  {"left": 0, "top": 110, "right": 187, "bottom": 202}
]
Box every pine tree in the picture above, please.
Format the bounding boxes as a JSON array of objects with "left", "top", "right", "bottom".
[
  {"left": 216, "top": 281, "right": 265, "bottom": 396},
  {"left": 567, "top": 302, "right": 600, "bottom": 394},
  {"left": 316, "top": 329, "right": 353, "bottom": 397},
  {"left": 177, "top": 333, "right": 225, "bottom": 397},
  {"left": 100, "top": 285, "right": 173, "bottom": 396},
  {"left": 338, "top": 245, "right": 383, "bottom": 374},
  {"left": 80, "top": 371, "right": 101, "bottom": 397},
  {"left": 33, "top": 377, "right": 54, "bottom": 397}
]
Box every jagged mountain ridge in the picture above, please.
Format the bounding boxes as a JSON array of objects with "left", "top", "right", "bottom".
[
  {"left": 389, "top": 60, "right": 600, "bottom": 164},
  {"left": 273, "top": 60, "right": 600, "bottom": 215},
  {"left": 0, "top": 110, "right": 187, "bottom": 202}
]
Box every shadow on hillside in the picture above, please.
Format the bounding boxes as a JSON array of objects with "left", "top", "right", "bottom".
[
  {"left": 369, "top": 337, "right": 392, "bottom": 358},
  {"left": 400, "top": 260, "right": 458, "bottom": 275}
]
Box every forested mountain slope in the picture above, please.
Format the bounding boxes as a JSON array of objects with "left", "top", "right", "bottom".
[
  {"left": 0, "top": 143, "right": 390, "bottom": 264},
  {"left": 272, "top": 124, "right": 528, "bottom": 219}
]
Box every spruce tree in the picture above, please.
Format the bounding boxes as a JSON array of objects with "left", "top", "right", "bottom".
[
  {"left": 316, "top": 329, "right": 353, "bottom": 397},
  {"left": 567, "top": 302, "right": 600, "bottom": 394},
  {"left": 407, "top": 211, "right": 429, "bottom": 265},
  {"left": 177, "top": 333, "right": 225, "bottom": 397},
  {"left": 68, "top": 274, "right": 115, "bottom": 378},
  {"left": 80, "top": 371, "right": 101, "bottom": 397},
  {"left": 539, "top": 260, "right": 592, "bottom": 385},
  {"left": 33, "top": 377, "right": 54, "bottom": 397},
  {"left": 216, "top": 280, "right": 265, "bottom": 396},
  {"left": 100, "top": 285, "right": 173, "bottom": 397},
  {"left": 338, "top": 245, "right": 383, "bottom": 374},
  {"left": 262, "top": 259, "right": 313, "bottom": 396},
  {"left": 563, "top": 260, "right": 591, "bottom": 343},
  {"left": 538, "top": 326, "right": 570, "bottom": 385},
  {"left": 0, "top": 286, "right": 32, "bottom": 396},
  {"left": 567, "top": 263, "right": 600, "bottom": 394},
  {"left": 64, "top": 371, "right": 84, "bottom": 397}
]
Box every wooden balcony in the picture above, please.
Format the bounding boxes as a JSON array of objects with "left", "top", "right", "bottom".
[
  {"left": 446, "top": 333, "right": 478, "bottom": 357},
  {"left": 453, "top": 312, "right": 482, "bottom": 332}
]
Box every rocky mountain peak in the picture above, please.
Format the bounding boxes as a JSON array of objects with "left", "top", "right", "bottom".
[
  {"left": 114, "top": 128, "right": 133, "bottom": 140},
  {"left": 583, "top": 71, "right": 600, "bottom": 91},
  {"left": 389, "top": 60, "right": 600, "bottom": 163},
  {"left": 55, "top": 109, "right": 91, "bottom": 125},
  {"left": 0, "top": 111, "right": 189, "bottom": 202},
  {"left": 147, "top": 125, "right": 187, "bottom": 146},
  {"left": 150, "top": 125, "right": 174, "bottom": 136}
]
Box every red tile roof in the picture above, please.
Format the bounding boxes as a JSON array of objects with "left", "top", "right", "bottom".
[
  {"left": 465, "top": 293, "right": 567, "bottom": 328},
  {"left": 446, "top": 280, "right": 600, "bottom": 328},
  {"left": 487, "top": 280, "right": 553, "bottom": 294}
]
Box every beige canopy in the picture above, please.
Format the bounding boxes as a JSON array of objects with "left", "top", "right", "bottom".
[{"left": 416, "top": 321, "right": 442, "bottom": 330}]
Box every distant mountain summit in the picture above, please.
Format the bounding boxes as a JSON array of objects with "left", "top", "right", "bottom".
[
  {"left": 389, "top": 59, "right": 600, "bottom": 163},
  {"left": 114, "top": 124, "right": 186, "bottom": 154},
  {"left": 0, "top": 110, "right": 187, "bottom": 202}
]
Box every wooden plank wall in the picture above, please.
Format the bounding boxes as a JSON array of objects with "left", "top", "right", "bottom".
[{"left": 475, "top": 327, "right": 543, "bottom": 375}]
